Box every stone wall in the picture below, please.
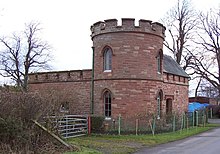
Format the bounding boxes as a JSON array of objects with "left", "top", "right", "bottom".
[
  {"left": 28, "top": 70, "right": 92, "bottom": 115},
  {"left": 28, "top": 18, "right": 189, "bottom": 131}
]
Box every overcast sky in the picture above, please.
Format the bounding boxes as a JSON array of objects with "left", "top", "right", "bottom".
[{"left": 0, "top": 0, "right": 219, "bottom": 85}]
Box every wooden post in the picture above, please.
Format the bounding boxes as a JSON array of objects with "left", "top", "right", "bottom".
[
  {"left": 180, "top": 113, "right": 184, "bottom": 132},
  {"left": 153, "top": 116, "right": 156, "bottom": 136},
  {"left": 87, "top": 116, "right": 91, "bottom": 135},
  {"left": 183, "top": 112, "right": 186, "bottom": 129},
  {"left": 173, "top": 114, "right": 176, "bottom": 132},
  {"left": 135, "top": 119, "right": 138, "bottom": 136},
  {"left": 192, "top": 112, "right": 195, "bottom": 128},
  {"left": 186, "top": 117, "right": 189, "bottom": 132},
  {"left": 149, "top": 116, "right": 155, "bottom": 136},
  {"left": 32, "top": 120, "right": 79, "bottom": 151},
  {"left": 118, "top": 114, "right": 121, "bottom": 135},
  {"left": 196, "top": 111, "right": 199, "bottom": 126}
]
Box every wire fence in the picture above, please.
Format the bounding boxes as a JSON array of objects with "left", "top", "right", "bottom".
[
  {"left": 103, "top": 109, "right": 211, "bottom": 135},
  {"left": 39, "top": 108, "right": 214, "bottom": 137}
]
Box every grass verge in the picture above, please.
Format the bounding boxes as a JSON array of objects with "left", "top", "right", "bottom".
[{"left": 66, "top": 123, "right": 219, "bottom": 154}]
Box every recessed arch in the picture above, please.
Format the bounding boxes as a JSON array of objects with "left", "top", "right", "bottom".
[
  {"left": 156, "top": 49, "right": 163, "bottom": 73},
  {"left": 101, "top": 88, "right": 112, "bottom": 117},
  {"left": 156, "top": 89, "right": 163, "bottom": 100},
  {"left": 101, "top": 45, "right": 114, "bottom": 56},
  {"left": 102, "top": 46, "right": 113, "bottom": 71},
  {"left": 156, "top": 89, "right": 163, "bottom": 119}
]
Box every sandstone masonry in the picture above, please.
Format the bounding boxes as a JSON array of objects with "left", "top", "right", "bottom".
[{"left": 28, "top": 18, "right": 189, "bottom": 129}]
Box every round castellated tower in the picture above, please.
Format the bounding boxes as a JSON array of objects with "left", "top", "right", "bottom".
[{"left": 90, "top": 18, "right": 166, "bottom": 123}]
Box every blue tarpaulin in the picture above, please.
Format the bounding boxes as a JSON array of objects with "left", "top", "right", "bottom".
[{"left": 188, "top": 102, "right": 209, "bottom": 112}]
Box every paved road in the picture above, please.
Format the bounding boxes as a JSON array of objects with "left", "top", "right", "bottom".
[{"left": 134, "top": 119, "right": 220, "bottom": 154}]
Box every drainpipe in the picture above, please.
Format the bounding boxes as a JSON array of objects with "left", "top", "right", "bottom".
[{"left": 91, "top": 46, "right": 95, "bottom": 114}]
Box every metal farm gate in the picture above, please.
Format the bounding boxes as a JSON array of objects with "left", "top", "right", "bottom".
[{"left": 46, "top": 115, "right": 88, "bottom": 138}]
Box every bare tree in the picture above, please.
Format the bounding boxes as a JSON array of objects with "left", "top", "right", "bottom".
[
  {"left": 0, "top": 22, "right": 51, "bottom": 91},
  {"left": 197, "top": 80, "right": 219, "bottom": 98},
  {"left": 193, "top": 8, "right": 220, "bottom": 96},
  {"left": 162, "top": 0, "right": 198, "bottom": 71}
]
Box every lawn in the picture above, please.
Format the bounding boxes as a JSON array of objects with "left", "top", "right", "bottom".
[{"left": 66, "top": 124, "right": 219, "bottom": 154}]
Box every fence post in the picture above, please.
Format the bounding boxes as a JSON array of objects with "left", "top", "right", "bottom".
[
  {"left": 136, "top": 119, "right": 138, "bottom": 136},
  {"left": 186, "top": 116, "right": 189, "bottom": 132},
  {"left": 173, "top": 114, "right": 176, "bottom": 132},
  {"left": 183, "top": 113, "right": 186, "bottom": 129},
  {"left": 153, "top": 116, "right": 156, "bottom": 136},
  {"left": 196, "top": 111, "right": 199, "bottom": 126},
  {"left": 87, "top": 116, "right": 91, "bottom": 135},
  {"left": 206, "top": 109, "right": 209, "bottom": 123},
  {"left": 192, "top": 112, "right": 195, "bottom": 128},
  {"left": 210, "top": 108, "right": 213, "bottom": 119},
  {"left": 65, "top": 115, "right": 68, "bottom": 138},
  {"left": 180, "top": 113, "right": 184, "bottom": 132},
  {"left": 149, "top": 116, "right": 155, "bottom": 136},
  {"left": 118, "top": 114, "right": 121, "bottom": 135}
]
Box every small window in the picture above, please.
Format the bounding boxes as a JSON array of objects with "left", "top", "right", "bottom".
[
  {"left": 157, "top": 55, "right": 161, "bottom": 73},
  {"left": 45, "top": 74, "right": 48, "bottom": 80},
  {"left": 60, "top": 102, "right": 69, "bottom": 113},
  {"left": 56, "top": 73, "right": 59, "bottom": 79},
  {"left": 103, "top": 47, "right": 112, "bottom": 71},
  {"left": 156, "top": 50, "right": 163, "bottom": 73},
  {"left": 67, "top": 72, "right": 71, "bottom": 78},
  {"left": 35, "top": 74, "right": 38, "bottom": 80},
  {"left": 104, "top": 91, "right": 112, "bottom": 117},
  {"left": 157, "top": 90, "right": 163, "bottom": 119}
]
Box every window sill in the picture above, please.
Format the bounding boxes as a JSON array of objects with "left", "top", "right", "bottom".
[
  {"left": 105, "top": 117, "right": 111, "bottom": 120},
  {"left": 104, "top": 70, "right": 112, "bottom": 73},
  {"left": 157, "top": 72, "right": 161, "bottom": 74}
]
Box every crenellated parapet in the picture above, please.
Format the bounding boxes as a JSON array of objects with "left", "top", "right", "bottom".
[
  {"left": 28, "top": 69, "right": 92, "bottom": 84},
  {"left": 90, "top": 18, "right": 166, "bottom": 40}
]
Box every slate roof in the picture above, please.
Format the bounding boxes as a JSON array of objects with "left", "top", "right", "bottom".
[{"left": 163, "top": 55, "right": 190, "bottom": 78}]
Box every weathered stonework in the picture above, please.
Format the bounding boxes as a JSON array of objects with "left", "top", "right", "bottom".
[{"left": 28, "top": 18, "right": 189, "bottom": 129}]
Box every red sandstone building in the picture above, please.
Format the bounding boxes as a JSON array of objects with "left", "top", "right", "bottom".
[{"left": 28, "top": 18, "right": 189, "bottom": 126}]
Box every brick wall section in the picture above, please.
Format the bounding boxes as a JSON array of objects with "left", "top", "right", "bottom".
[
  {"left": 91, "top": 18, "right": 188, "bottom": 128},
  {"left": 28, "top": 70, "right": 92, "bottom": 115},
  {"left": 93, "top": 32, "right": 164, "bottom": 80},
  {"left": 93, "top": 78, "right": 188, "bottom": 119},
  {"left": 28, "top": 18, "right": 189, "bottom": 130},
  {"left": 29, "top": 69, "right": 92, "bottom": 83}
]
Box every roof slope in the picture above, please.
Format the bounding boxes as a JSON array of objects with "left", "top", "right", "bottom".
[{"left": 163, "top": 55, "right": 189, "bottom": 78}]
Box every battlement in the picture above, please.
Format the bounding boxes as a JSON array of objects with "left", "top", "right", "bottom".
[
  {"left": 28, "top": 69, "right": 92, "bottom": 83},
  {"left": 90, "top": 18, "right": 166, "bottom": 39}
]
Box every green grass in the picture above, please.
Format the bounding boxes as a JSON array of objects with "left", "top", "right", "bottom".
[{"left": 65, "top": 124, "right": 219, "bottom": 154}]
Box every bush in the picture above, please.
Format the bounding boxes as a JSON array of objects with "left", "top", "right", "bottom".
[
  {"left": 0, "top": 91, "right": 70, "bottom": 153},
  {"left": 91, "top": 116, "right": 105, "bottom": 132}
]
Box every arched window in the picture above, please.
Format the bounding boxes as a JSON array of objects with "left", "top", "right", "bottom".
[
  {"left": 157, "top": 55, "right": 161, "bottom": 73},
  {"left": 156, "top": 50, "right": 163, "bottom": 73},
  {"left": 157, "top": 90, "right": 163, "bottom": 119},
  {"left": 103, "top": 47, "right": 112, "bottom": 71},
  {"left": 103, "top": 90, "right": 112, "bottom": 117}
]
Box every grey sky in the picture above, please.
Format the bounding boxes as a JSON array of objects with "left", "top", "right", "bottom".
[{"left": 0, "top": 0, "right": 219, "bottom": 85}]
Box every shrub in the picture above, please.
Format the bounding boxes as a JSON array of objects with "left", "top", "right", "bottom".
[
  {"left": 0, "top": 91, "right": 70, "bottom": 153},
  {"left": 91, "top": 116, "right": 105, "bottom": 132}
]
